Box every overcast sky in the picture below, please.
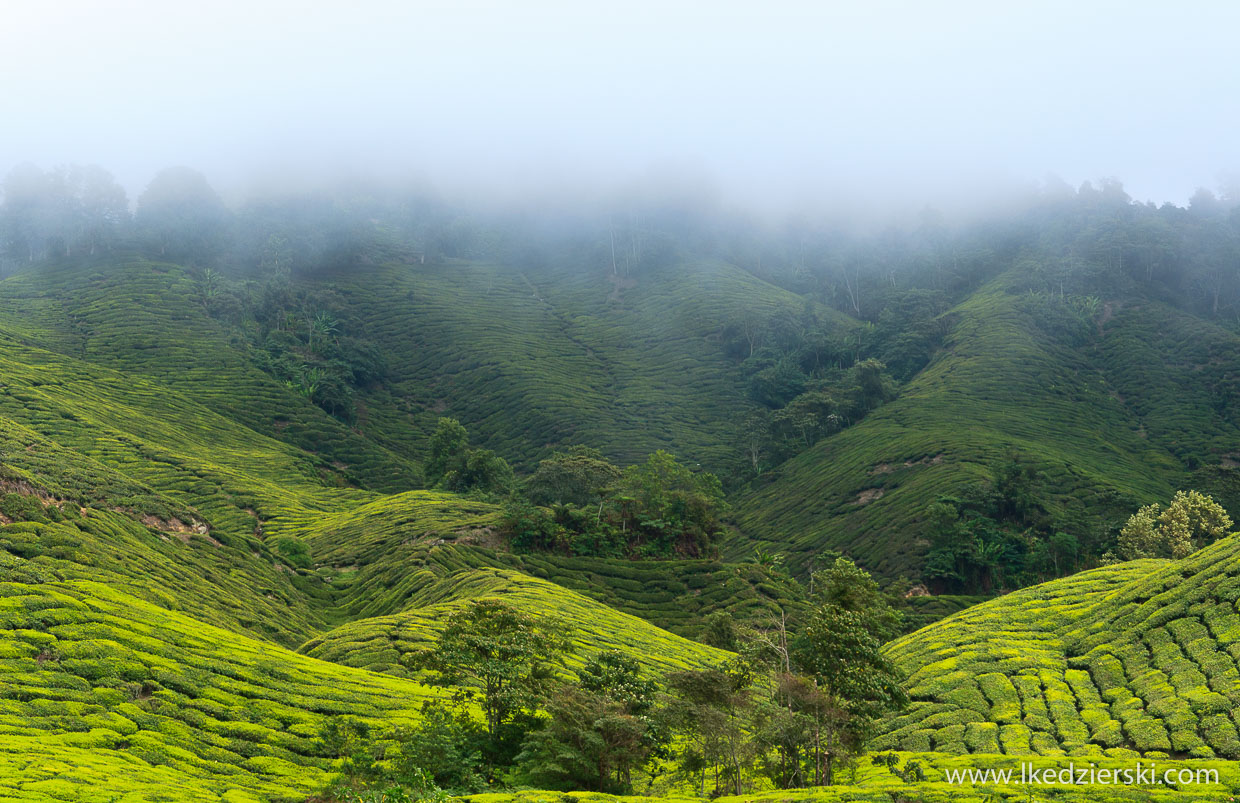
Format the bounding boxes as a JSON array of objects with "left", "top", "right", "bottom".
[{"left": 3, "top": 0, "right": 1238, "bottom": 214}]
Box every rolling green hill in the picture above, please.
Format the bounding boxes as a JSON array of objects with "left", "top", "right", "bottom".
[
  {"left": 877, "top": 530, "right": 1240, "bottom": 759},
  {"left": 731, "top": 269, "right": 1240, "bottom": 579},
  {"left": 0, "top": 580, "right": 434, "bottom": 803},
  {"left": 299, "top": 567, "right": 731, "bottom": 677},
  {"left": 5, "top": 203, "right": 1240, "bottom": 802},
  {"left": 312, "top": 256, "right": 851, "bottom": 471},
  {"left": 0, "top": 258, "right": 422, "bottom": 493},
  {"left": 17, "top": 253, "right": 1238, "bottom": 592},
  {"left": 0, "top": 256, "right": 842, "bottom": 480},
  {"left": 0, "top": 256, "right": 785, "bottom": 799}
]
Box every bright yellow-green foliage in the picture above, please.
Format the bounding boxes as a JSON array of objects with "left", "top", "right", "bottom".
[
  {"left": 300, "top": 568, "right": 731, "bottom": 678},
  {"left": 1118, "top": 490, "right": 1233, "bottom": 560},
  {"left": 0, "top": 510, "right": 323, "bottom": 643},
  {"left": 0, "top": 258, "right": 791, "bottom": 799},
  {"left": 0, "top": 580, "right": 437, "bottom": 802},
  {"left": 0, "top": 414, "right": 328, "bottom": 642},
  {"left": 879, "top": 531, "right": 1240, "bottom": 760},
  {"left": 0, "top": 326, "right": 366, "bottom": 540}
]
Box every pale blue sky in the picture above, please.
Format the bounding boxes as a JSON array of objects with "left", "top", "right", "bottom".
[{"left": 3, "top": 0, "right": 1238, "bottom": 213}]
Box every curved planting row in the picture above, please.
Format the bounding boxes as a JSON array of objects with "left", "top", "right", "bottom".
[{"left": 880, "top": 535, "right": 1240, "bottom": 759}]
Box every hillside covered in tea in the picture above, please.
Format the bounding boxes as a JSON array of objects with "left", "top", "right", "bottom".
[{"left": 3, "top": 165, "right": 1240, "bottom": 800}]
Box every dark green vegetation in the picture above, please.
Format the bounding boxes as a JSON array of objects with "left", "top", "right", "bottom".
[
  {"left": 4, "top": 164, "right": 1240, "bottom": 800},
  {"left": 325, "top": 559, "right": 907, "bottom": 800},
  {"left": 733, "top": 197, "right": 1240, "bottom": 587},
  {"left": 503, "top": 449, "right": 726, "bottom": 559}
]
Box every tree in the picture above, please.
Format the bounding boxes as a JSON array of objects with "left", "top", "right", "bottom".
[
  {"left": 1, "top": 164, "right": 61, "bottom": 263},
  {"left": 135, "top": 166, "right": 228, "bottom": 264},
  {"left": 440, "top": 447, "right": 515, "bottom": 496},
  {"left": 309, "top": 310, "right": 340, "bottom": 354},
  {"left": 700, "top": 611, "right": 739, "bottom": 651},
  {"left": 991, "top": 452, "right": 1043, "bottom": 523},
  {"left": 772, "top": 389, "right": 840, "bottom": 448},
  {"left": 425, "top": 417, "right": 469, "bottom": 484},
  {"left": 394, "top": 701, "right": 486, "bottom": 792},
  {"left": 258, "top": 232, "right": 293, "bottom": 281},
  {"left": 753, "top": 671, "right": 838, "bottom": 789},
  {"left": 807, "top": 556, "right": 902, "bottom": 641},
  {"left": 517, "top": 685, "right": 650, "bottom": 793},
  {"left": 666, "top": 659, "right": 757, "bottom": 796},
  {"left": 735, "top": 408, "right": 773, "bottom": 479},
  {"left": 1048, "top": 530, "right": 1079, "bottom": 574},
  {"left": 1117, "top": 490, "right": 1232, "bottom": 560},
  {"left": 789, "top": 558, "right": 907, "bottom": 785},
  {"left": 525, "top": 445, "right": 621, "bottom": 506},
  {"left": 424, "top": 417, "right": 514, "bottom": 496},
  {"left": 616, "top": 450, "right": 725, "bottom": 556},
  {"left": 63, "top": 164, "right": 129, "bottom": 256},
  {"left": 578, "top": 650, "right": 657, "bottom": 715},
  {"left": 498, "top": 497, "right": 567, "bottom": 553},
  {"left": 404, "top": 599, "right": 565, "bottom": 770},
  {"left": 518, "top": 652, "right": 661, "bottom": 793},
  {"left": 620, "top": 448, "right": 719, "bottom": 510},
  {"left": 749, "top": 358, "right": 808, "bottom": 408},
  {"left": 847, "top": 358, "right": 895, "bottom": 417},
  {"left": 196, "top": 267, "right": 222, "bottom": 306}
]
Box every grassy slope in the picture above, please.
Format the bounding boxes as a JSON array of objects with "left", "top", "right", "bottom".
[
  {"left": 9, "top": 254, "right": 1240, "bottom": 798},
  {"left": 300, "top": 567, "right": 731, "bottom": 678},
  {"left": 290, "top": 491, "right": 797, "bottom": 635},
  {"left": 0, "top": 258, "right": 421, "bottom": 492},
  {"left": 0, "top": 484, "right": 737, "bottom": 800},
  {"left": 348, "top": 258, "right": 850, "bottom": 470},
  {"left": 0, "top": 394, "right": 334, "bottom": 644},
  {"left": 0, "top": 318, "right": 370, "bottom": 538},
  {"left": 733, "top": 274, "right": 1187, "bottom": 578},
  {"left": 0, "top": 306, "right": 785, "bottom": 632},
  {"left": 0, "top": 258, "right": 766, "bottom": 798},
  {"left": 0, "top": 580, "right": 435, "bottom": 803},
  {"left": 878, "top": 531, "right": 1240, "bottom": 760},
  {"left": 0, "top": 251, "right": 839, "bottom": 495}
]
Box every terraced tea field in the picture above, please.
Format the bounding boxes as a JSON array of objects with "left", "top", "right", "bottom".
[
  {"left": 734, "top": 276, "right": 1184, "bottom": 578},
  {"left": 0, "top": 581, "right": 434, "bottom": 802},
  {"left": 300, "top": 567, "right": 731, "bottom": 677},
  {"left": 3, "top": 230, "right": 1240, "bottom": 803},
  {"left": 878, "top": 533, "right": 1240, "bottom": 760}
]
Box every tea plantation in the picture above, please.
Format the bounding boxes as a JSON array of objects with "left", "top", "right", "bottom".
[
  {"left": 299, "top": 567, "right": 731, "bottom": 677},
  {"left": 0, "top": 259, "right": 802, "bottom": 799},
  {"left": 3, "top": 211, "right": 1240, "bottom": 803},
  {"left": 878, "top": 532, "right": 1240, "bottom": 760},
  {"left": 732, "top": 274, "right": 1190, "bottom": 578}
]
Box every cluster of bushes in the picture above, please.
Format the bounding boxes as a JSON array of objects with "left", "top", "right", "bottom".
[
  {"left": 499, "top": 446, "right": 725, "bottom": 559},
  {"left": 423, "top": 417, "right": 516, "bottom": 496},
  {"left": 1114, "top": 489, "right": 1232, "bottom": 560},
  {"left": 194, "top": 267, "right": 389, "bottom": 423},
  {"left": 315, "top": 560, "right": 907, "bottom": 799},
  {"left": 1015, "top": 288, "right": 1103, "bottom": 347},
  {"left": 921, "top": 455, "right": 1109, "bottom": 593},
  {"left": 416, "top": 418, "right": 724, "bottom": 559},
  {"left": 0, "top": 491, "right": 74, "bottom": 524},
  {"left": 720, "top": 302, "right": 931, "bottom": 480},
  {"left": 922, "top": 452, "right": 1233, "bottom": 595}
]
